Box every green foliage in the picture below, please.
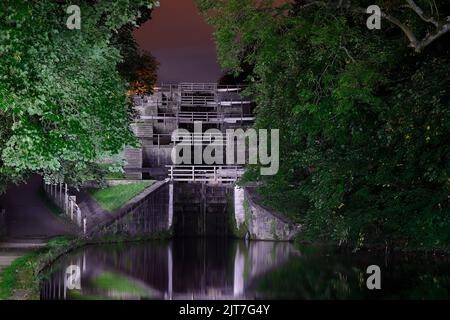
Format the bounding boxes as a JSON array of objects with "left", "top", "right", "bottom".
[
  {"left": 88, "top": 181, "right": 154, "bottom": 212},
  {"left": 199, "top": 0, "right": 450, "bottom": 249},
  {"left": 0, "top": 0, "right": 158, "bottom": 191},
  {"left": 0, "top": 253, "right": 39, "bottom": 300}
]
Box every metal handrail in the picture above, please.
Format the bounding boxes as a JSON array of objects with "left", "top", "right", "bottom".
[
  {"left": 140, "top": 114, "right": 255, "bottom": 124},
  {"left": 43, "top": 182, "right": 87, "bottom": 234},
  {"left": 166, "top": 165, "right": 244, "bottom": 183}
]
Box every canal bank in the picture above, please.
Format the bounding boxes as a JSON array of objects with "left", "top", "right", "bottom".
[
  {"left": 0, "top": 237, "right": 74, "bottom": 300},
  {"left": 0, "top": 176, "right": 302, "bottom": 300},
  {"left": 0, "top": 234, "right": 175, "bottom": 300},
  {"left": 3, "top": 177, "right": 447, "bottom": 300}
]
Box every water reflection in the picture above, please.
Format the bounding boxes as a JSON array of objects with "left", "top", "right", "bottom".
[
  {"left": 40, "top": 240, "right": 450, "bottom": 300},
  {"left": 40, "top": 239, "right": 295, "bottom": 300}
]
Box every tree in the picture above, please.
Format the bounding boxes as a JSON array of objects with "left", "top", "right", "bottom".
[
  {"left": 113, "top": 15, "right": 159, "bottom": 96},
  {"left": 198, "top": 0, "right": 450, "bottom": 249},
  {"left": 292, "top": 0, "right": 450, "bottom": 53},
  {"left": 0, "top": 0, "right": 158, "bottom": 191}
]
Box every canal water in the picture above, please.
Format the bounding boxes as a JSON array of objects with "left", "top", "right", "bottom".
[{"left": 40, "top": 239, "right": 450, "bottom": 300}]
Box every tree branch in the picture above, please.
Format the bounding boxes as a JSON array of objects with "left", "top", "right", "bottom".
[
  {"left": 339, "top": 46, "right": 356, "bottom": 63},
  {"left": 405, "top": 0, "right": 439, "bottom": 27},
  {"left": 297, "top": 1, "right": 450, "bottom": 53},
  {"left": 418, "top": 23, "right": 450, "bottom": 50}
]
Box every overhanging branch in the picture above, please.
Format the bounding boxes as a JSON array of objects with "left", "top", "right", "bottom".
[
  {"left": 297, "top": 1, "right": 450, "bottom": 53},
  {"left": 405, "top": 0, "right": 439, "bottom": 27}
]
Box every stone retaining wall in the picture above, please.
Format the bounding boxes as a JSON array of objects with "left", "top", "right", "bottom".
[
  {"left": 234, "top": 187, "right": 301, "bottom": 241},
  {"left": 90, "top": 180, "right": 172, "bottom": 238}
]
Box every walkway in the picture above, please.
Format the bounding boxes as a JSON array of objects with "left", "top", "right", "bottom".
[
  {"left": 72, "top": 189, "right": 110, "bottom": 233},
  {"left": 0, "top": 241, "right": 47, "bottom": 282},
  {"left": 0, "top": 176, "right": 78, "bottom": 295},
  {"left": 0, "top": 175, "right": 78, "bottom": 240}
]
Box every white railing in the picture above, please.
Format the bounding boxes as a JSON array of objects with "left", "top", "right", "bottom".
[
  {"left": 179, "top": 83, "right": 217, "bottom": 92},
  {"left": 155, "top": 83, "right": 246, "bottom": 92},
  {"left": 167, "top": 165, "right": 244, "bottom": 183},
  {"left": 218, "top": 100, "right": 252, "bottom": 106},
  {"left": 140, "top": 113, "right": 255, "bottom": 124},
  {"left": 146, "top": 133, "right": 229, "bottom": 146},
  {"left": 177, "top": 112, "right": 254, "bottom": 123},
  {"left": 43, "top": 182, "right": 87, "bottom": 234},
  {"left": 177, "top": 111, "right": 220, "bottom": 122},
  {"left": 140, "top": 112, "right": 220, "bottom": 123},
  {"left": 180, "top": 97, "right": 217, "bottom": 107},
  {"left": 217, "top": 87, "right": 242, "bottom": 92},
  {"left": 172, "top": 132, "right": 228, "bottom": 146}
]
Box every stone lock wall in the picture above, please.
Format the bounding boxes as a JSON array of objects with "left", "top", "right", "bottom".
[
  {"left": 87, "top": 180, "right": 300, "bottom": 241},
  {"left": 124, "top": 147, "right": 143, "bottom": 180},
  {"left": 172, "top": 183, "right": 301, "bottom": 241},
  {"left": 92, "top": 181, "right": 172, "bottom": 238},
  {"left": 233, "top": 186, "right": 301, "bottom": 241},
  {"left": 144, "top": 146, "right": 173, "bottom": 168}
]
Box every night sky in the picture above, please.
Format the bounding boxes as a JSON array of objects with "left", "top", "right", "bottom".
[{"left": 133, "top": 0, "right": 223, "bottom": 84}]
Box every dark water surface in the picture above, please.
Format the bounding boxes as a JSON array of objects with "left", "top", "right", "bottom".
[{"left": 40, "top": 239, "right": 450, "bottom": 300}]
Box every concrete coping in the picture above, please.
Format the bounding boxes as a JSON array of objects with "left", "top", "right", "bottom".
[{"left": 83, "top": 179, "right": 147, "bottom": 188}]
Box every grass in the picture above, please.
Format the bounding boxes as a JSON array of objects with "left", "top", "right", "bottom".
[
  {"left": 0, "top": 253, "right": 39, "bottom": 300},
  {"left": 0, "top": 236, "right": 76, "bottom": 300},
  {"left": 91, "top": 272, "right": 147, "bottom": 295},
  {"left": 88, "top": 181, "right": 155, "bottom": 212}
]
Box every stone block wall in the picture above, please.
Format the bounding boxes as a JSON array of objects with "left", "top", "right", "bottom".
[
  {"left": 153, "top": 121, "right": 178, "bottom": 134},
  {"left": 144, "top": 146, "right": 173, "bottom": 167},
  {"left": 124, "top": 147, "right": 143, "bottom": 180},
  {"left": 92, "top": 181, "right": 171, "bottom": 238},
  {"left": 131, "top": 122, "right": 153, "bottom": 138},
  {"left": 233, "top": 187, "right": 301, "bottom": 241}
]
